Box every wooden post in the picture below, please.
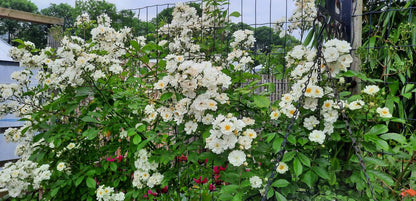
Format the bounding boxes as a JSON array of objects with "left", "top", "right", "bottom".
[
  {"left": 351, "top": 0, "right": 362, "bottom": 95},
  {"left": 0, "top": 7, "right": 63, "bottom": 25},
  {"left": 0, "top": 7, "right": 64, "bottom": 48}
]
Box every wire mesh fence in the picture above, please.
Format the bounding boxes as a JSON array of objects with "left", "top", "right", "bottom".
[{"left": 112, "top": 0, "right": 300, "bottom": 103}]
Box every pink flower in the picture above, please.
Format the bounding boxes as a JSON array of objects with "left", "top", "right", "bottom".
[{"left": 94, "top": 177, "right": 99, "bottom": 185}]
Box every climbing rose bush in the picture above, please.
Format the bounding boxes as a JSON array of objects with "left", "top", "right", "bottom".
[{"left": 0, "top": 0, "right": 413, "bottom": 200}]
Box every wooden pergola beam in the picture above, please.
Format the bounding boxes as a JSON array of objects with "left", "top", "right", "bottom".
[{"left": 0, "top": 7, "right": 64, "bottom": 25}]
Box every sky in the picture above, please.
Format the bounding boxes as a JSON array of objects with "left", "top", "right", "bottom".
[{"left": 29, "top": 0, "right": 295, "bottom": 27}]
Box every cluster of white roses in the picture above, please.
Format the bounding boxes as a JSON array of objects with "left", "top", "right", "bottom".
[
  {"left": 151, "top": 2, "right": 262, "bottom": 169},
  {"left": 0, "top": 70, "right": 38, "bottom": 118},
  {"left": 8, "top": 14, "right": 131, "bottom": 93},
  {"left": 159, "top": 3, "right": 201, "bottom": 55},
  {"left": 209, "top": 115, "right": 257, "bottom": 167},
  {"left": 0, "top": 160, "right": 51, "bottom": 198},
  {"left": 75, "top": 13, "right": 91, "bottom": 27},
  {"left": 96, "top": 185, "right": 125, "bottom": 201},
  {"left": 272, "top": 38, "right": 393, "bottom": 145},
  {"left": 4, "top": 123, "right": 37, "bottom": 160},
  {"left": 345, "top": 84, "right": 392, "bottom": 118},
  {"left": 132, "top": 149, "right": 164, "bottom": 189},
  {"left": 227, "top": 29, "right": 255, "bottom": 71},
  {"left": 274, "top": 0, "right": 317, "bottom": 37},
  {"left": 271, "top": 39, "right": 352, "bottom": 144},
  {"left": 148, "top": 56, "right": 231, "bottom": 126},
  {"left": 205, "top": 114, "right": 256, "bottom": 155}
]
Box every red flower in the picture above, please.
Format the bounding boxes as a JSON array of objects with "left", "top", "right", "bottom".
[
  {"left": 406, "top": 189, "right": 416, "bottom": 197},
  {"left": 106, "top": 156, "right": 115, "bottom": 162},
  {"left": 116, "top": 155, "right": 123, "bottom": 162},
  {"left": 213, "top": 165, "right": 227, "bottom": 174},
  {"left": 401, "top": 189, "right": 416, "bottom": 197},
  {"left": 193, "top": 176, "right": 207, "bottom": 184},
  {"left": 209, "top": 183, "right": 216, "bottom": 192},
  {"left": 213, "top": 166, "right": 220, "bottom": 174},
  {"left": 198, "top": 158, "right": 208, "bottom": 165},
  {"left": 161, "top": 186, "right": 168, "bottom": 194},
  {"left": 177, "top": 155, "right": 187, "bottom": 161},
  {"left": 147, "top": 189, "right": 157, "bottom": 196}
]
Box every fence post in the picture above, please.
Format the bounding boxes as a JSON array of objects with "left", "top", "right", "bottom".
[{"left": 351, "top": 0, "right": 362, "bottom": 95}]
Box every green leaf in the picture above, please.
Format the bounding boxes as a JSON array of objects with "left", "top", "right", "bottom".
[
  {"left": 160, "top": 92, "right": 173, "bottom": 101},
  {"left": 402, "top": 92, "right": 412, "bottom": 99},
  {"left": 83, "top": 128, "right": 99, "bottom": 140},
  {"left": 218, "top": 193, "right": 234, "bottom": 201},
  {"left": 51, "top": 187, "right": 60, "bottom": 197},
  {"left": 287, "top": 135, "right": 296, "bottom": 145},
  {"left": 363, "top": 157, "right": 389, "bottom": 167},
  {"left": 110, "top": 162, "right": 117, "bottom": 172},
  {"left": 253, "top": 95, "right": 270, "bottom": 108},
  {"left": 366, "top": 125, "right": 388, "bottom": 135},
  {"left": 293, "top": 158, "right": 303, "bottom": 177},
  {"left": 232, "top": 193, "right": 242, "bottom": 201},
  {"left": 81, "top": 116, "right": 100, "bottom": 123},
  {"left": 133, "top": 135, "right": 142, "bottom": 144},
  {"left": 130, "top": 40, "right": 140, "bottom": 51},
  {"left": 375, "top": 139, "right": 390, "bottom": 150},
  {"left": 303, "top": 29, "right": 314, "bottom": 46},
  {"left": 86, "top": 177, "right": 96, "bottom": 189},
  {"left": 273, "top": 137, "right": 283, "bottom": 153},
  {"left": 368, "top": 170, "right": 394, "bottom": 186},
  {"left": 388, "top": 80, "right": 399, "bottom": 95},
  {"left": 380, "top": 133, "right": 407, "bottom": 144},
  {"left": 275, "top": 191, "right": 287, "bottom": 201},
  {"left": 312, "top": 166, "right": 329, "bottom": 180},
  {"left": 301, "top": 170, "right": 317, "bottom": 188},
  {"left": 296, "top": 152, "right": 311, "bottom": 167},
  {"left": 76, "top": 87, "right": 93, "bottom": 97},
  {"left": 272, "top": 179, "right": 290, "bottom": 188},
  {"left": 267, "top": 188, "right": 274, "bottom": 199},
  {"left": 136, "top": 138, "right": 151, "bottom": 151},
  {"left": 75, "top": 176, "right": 84, "bottom": 187},
  {"left": 329, "top": 172, "right": 336, "bottom": 185},
  {"left": 127, "top": 128, "right": 137, "bottom": 137},
  {"left": 282, "top": 151, "right": 296, "bottom": 162},
  {"left": 220, "top": 184, "right": 239, "bottom": 194},
  {"left": 229, "top": 11, "right": 241, "bottom": 17},
  {"left": 136, "top": 124, "right": 146, "bottom": 132},
  {"left": 85, "top": 169, "right": 96, "bottom": 176}
]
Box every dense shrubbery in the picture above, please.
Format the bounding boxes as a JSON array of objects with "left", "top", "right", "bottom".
[{"left": 0, "top": 0, "right": 415, "bottom": 200}]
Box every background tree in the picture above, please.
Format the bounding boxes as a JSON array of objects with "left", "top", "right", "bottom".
[
  {"left": 41, "top": 3, "right": 75, "bottom": 30},
  {"left": 0, "top": 0, "right": 47, "bottom": 47}
]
